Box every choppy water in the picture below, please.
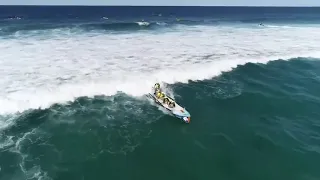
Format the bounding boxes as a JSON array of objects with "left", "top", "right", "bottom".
[{"left": 1, "top": 6, "right": 320, "bottom": 180}]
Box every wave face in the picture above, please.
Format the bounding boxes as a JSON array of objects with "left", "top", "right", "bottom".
[{"left": 1, "top": 6, "right": 320, "bottom": 180}]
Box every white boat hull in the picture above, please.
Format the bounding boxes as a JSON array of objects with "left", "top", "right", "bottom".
[{"left": 147, "top": 92, "right": 191, "bottom": 123}]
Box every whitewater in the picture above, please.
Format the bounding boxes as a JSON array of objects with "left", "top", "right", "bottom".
[
  {"left": 2, "top": 6, "right": 320, "bottom": 180},
  {"left": 1, "top": 24, "right": 320, "bottom": 114}
]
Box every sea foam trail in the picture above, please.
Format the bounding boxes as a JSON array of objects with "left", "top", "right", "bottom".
[{"left": 2, "top": 25, "right": 320, "bottom": 114}]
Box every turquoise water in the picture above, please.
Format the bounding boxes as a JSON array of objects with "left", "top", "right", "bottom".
[{"left": 2, "top": 59, "right": 320, "bottom": 180}]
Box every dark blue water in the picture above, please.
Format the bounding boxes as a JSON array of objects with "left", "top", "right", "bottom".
[
  {"left": 1, "top": 6, "right": 320, "bottom": 19},
  {"left": 1, "top": 6, "right": 320, "bottom": 35}
]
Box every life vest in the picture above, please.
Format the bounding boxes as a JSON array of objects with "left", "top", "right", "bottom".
[{"left": 154, "top": 83, "right": 160, "bottom": 89}]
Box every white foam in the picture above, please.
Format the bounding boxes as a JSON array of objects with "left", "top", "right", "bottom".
[
  {"left": 136, "top": 21, "right": 150, "bottom": 26},
  {"left": 6, "top": 16, "right": 22, "bottom": 20},
  {"left": 1, "top": 25, "right": 320, "bottom": 114},
  {"left": 0, "top": 127, "right": 52, "bottom": 180}
]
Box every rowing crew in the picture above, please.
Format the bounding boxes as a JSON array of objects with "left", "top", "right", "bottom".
[{"left": 153, "top": 83, "right": 176, "bottom": 108}]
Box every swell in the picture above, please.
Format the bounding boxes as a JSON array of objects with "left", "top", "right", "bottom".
[
  {"left": 79, "top": 21, "right": 166, "bottom": 31},
  {"left": 0, "top": 16, "right": 220, "bottom": 36},
  {"left": 227, "top": 59, "right": 320, "bottom": 154},
  {"left": 3, "top": 58, "right": 320, "bottom": 128},
  {"left": 2, "top": 59, "right": 320, "bottom": 179},
  {"left": 0, "top": 21, "right": 170, "bottom": 36},
  {"left": 179, "top": 58, "right": 320, "bottom": 159},
  {"left": 0, "top": 94, "right": 160, "bottom": 179},
  {"left": 2, "top": 16, "right": 320, "bottom": 36}
]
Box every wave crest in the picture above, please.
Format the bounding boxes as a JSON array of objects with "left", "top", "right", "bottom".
[{"left": 0, "top": 21, "right": 170, "bottom": 36}]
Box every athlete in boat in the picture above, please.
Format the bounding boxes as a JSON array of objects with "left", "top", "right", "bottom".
[
  {"left": 156, "top": 90, "right": 165, "bottom": 99},
  {"left": 154, "top": 83, "right": 165, "bottom": 99},
  {"left": 169, "top": 101, "right": 175, "bottom": 108},
  {"left": 154, "top": 83, "right": 161, "bottom": 91},
  {"left": 154, "top": 83, "right": 175, "bottom": 108},
  {"left": 154, "top": 83, "right": 161, "bottom": 96},
  {"left": 150, "top": 83, "right": 190, "bottom": 123}
]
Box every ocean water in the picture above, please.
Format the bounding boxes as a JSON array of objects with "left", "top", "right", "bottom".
[{"left": 1, "top": 5, "right": 320, "bottom": 180}]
